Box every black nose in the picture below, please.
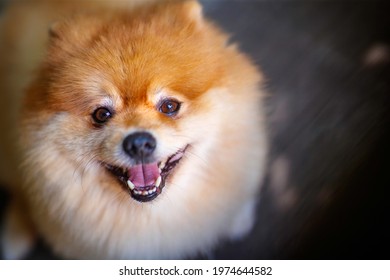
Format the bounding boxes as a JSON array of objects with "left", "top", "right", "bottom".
[{"left": 122, "top": 132, "right": 156, "bottom": 160}]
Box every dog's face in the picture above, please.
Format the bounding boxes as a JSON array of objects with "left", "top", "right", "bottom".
[{"left": 23, "top": 1, "right": 231, "bottom": 202}]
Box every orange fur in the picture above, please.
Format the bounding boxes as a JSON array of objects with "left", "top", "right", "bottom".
[{"left": 1, "top": 0, "right": 267, "bottom": 259}]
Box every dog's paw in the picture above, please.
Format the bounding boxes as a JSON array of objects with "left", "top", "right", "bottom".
[
  {"left": 228, "top": 199, "right": 257, "bottom": 241},
  {"left": 1, "top": 198, "right": 36, "bottom": 259}
]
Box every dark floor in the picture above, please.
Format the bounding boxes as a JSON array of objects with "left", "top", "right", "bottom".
[{"left": 1, "top": 0, "right": 390, "bottom": 259}]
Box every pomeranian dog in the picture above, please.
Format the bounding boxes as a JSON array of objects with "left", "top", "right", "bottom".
[{"left": 0, "top": 0, "right": 267, "bottom": 259}]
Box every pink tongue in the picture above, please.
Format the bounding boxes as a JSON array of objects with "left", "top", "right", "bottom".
[{"left": 128, "top": 162, "right": 160, "bottom": 187}]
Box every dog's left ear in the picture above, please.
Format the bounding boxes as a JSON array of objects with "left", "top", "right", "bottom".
[{"left": 181, "top": 0, "right": 204, "bottom": 29}]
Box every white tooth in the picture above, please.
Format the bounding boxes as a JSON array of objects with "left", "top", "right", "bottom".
[
  {"left": 159, "top": 161, "right": 166, "bottom": 170},
  {"left": 155, "top": 176, "right": 162, "bottom": 187},
  {"left": 134, "top": 190, "right": 139, "bottom": 195},
  {"left": 152, "top": 187, "right": 157, "bottom": 193},
  {"left": 127, "top": 180, "right": 135, "bottom": 190},
  {"left": 148, "top": 190, "right": 153, "bottom": 195},
  {"left": 142, "top": 190, "right": 148, "bottom": 196}
]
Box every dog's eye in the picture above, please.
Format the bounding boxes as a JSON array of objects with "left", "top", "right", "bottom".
[
  {"left": 158, "top": 99, "right": 181, "bottom": 116},
  {"left": 92, "top": 107, "right": 113, "bottom": 124}
]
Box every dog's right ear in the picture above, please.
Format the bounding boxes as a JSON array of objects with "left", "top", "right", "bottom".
[
  {"left": 48, "top": 21, "right": 61, "bottom": 39},
  {"left": 47, "top": 15, "right": 102, "bottom": 63}
]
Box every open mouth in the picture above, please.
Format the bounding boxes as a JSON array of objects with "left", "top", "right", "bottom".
[{"left": 104, "top": 146, "right": 188, "bottom": 202}]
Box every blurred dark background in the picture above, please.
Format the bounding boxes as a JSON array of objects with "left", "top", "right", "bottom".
[{"left": 0, "top": 0, "right": 389, "bottom": 259}]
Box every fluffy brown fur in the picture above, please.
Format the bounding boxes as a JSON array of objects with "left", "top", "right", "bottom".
[{"left": 0, "top": 0, "right": 267, "bottom": 259}]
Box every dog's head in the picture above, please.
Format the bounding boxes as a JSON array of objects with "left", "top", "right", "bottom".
[{"left": 22, "top": 1, "right": 253, "bottom": 203}]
